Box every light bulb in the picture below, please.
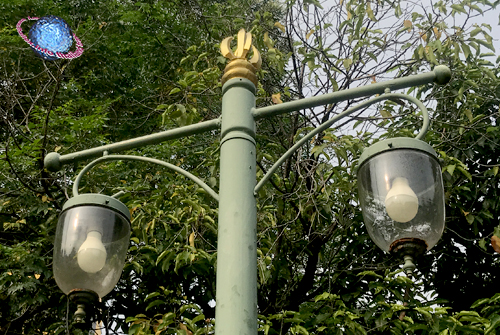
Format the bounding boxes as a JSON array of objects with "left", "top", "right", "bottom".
[
  {"left": 77, "top": 231, "right": 107, "bottom": 273},
  {"left": 385, "top": 177, "right": 419, "bottom": 223}
]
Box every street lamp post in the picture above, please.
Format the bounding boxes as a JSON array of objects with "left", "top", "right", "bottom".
[{"left": 44, "top": 30, "right": 451, "bottom": 333}]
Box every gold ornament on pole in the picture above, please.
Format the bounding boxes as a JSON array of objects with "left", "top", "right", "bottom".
[{"left": 220, "top": 29, "right": 261, "bottom": 86}]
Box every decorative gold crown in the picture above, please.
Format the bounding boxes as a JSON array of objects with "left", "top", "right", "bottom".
[{"left": 220, "top": 29, "right": 262, "bottom": 86}]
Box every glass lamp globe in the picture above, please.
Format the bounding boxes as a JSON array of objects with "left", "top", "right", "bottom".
[
  {"left": 53, "top": 194, "right": 131, "bottom": 300},
  {"left": 357, "top": 137, "right": 445, "bottom": 257}
]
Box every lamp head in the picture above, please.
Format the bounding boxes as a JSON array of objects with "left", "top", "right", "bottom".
[
  {"left": 53, "top": 194, "right": 131, "bottom": 299},
  {"left": 357, "top": 137, "right": 445, "bottom": 255}
]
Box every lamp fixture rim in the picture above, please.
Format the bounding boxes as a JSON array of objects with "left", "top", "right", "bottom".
[
  {"left": 357, "top": 137, "right": 438, "bottom": 169},
  {"left": 68, "top": 288, "right": 99, "bottom": 305},
  {"left": 62, "top": 193, "right": 131, "bottom": 221}
]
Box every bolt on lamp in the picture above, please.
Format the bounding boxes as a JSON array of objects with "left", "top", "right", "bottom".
[{"left": 357, "top": 137, "right": 445, "bottom": 275}]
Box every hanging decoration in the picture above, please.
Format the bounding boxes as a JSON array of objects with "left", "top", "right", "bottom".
[{"left": 17, "top": 15, "right": 84, "bottom": 60}]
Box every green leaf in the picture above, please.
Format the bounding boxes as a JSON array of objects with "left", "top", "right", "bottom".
[
  {"left": 465, "top": 109, "right": 473, "bottom": 122},
  {"left": 146, "top": 299, "right": 165, "bottom": 311},
  {"left": 426, "top": 47, "right": 438, "bottom": 65},
  {"left": 479, "top": 239, "right": 487, "bottom": 251},
  {"left": 156, "top": 249, "right": 172, "bottom": 266},
  {"left": 343, "top": 58, "right": 353, "bottom": 70},
  {"left": 367, "top": 52, "right": 378, "bottom": 62},
  {"left": 171, "top": 104, "right": 186, "bottom": 118},
  {"left": 451, "top": 4, "right": 467, "bottom": 14},
  {"left": 145, "top": 292, "right": 161, "bottom": 301},
  {"left": 311, "top": 144, "right": 327, "bottom": 158},
  {"left": 380, "top": 109, "right": 392, "bottom": 118},
  {"left": 485, "top": 314, "right": 500, "bottom": 334},
  {"left": 180, "top": 303, "right": 202, "bottom": 314},
  {"left": 294, "top": 325, "right": 309, "bottom": 334},
  {"left": 461, "top": 43, "right": 472, "bottom": 59},
  {"left": 128, "top": 324, "right": 142, "bottom": 335},
  {"left": 169, "top": 87, "right": 181, "bottom": 95},
  {"left": 446, "top": 164, "right": 456, "bottom": 176},
  {"left": 156, "top": 104, "right": 170, "bottom": 110},
  {"left": 131, "top": 261, "right": 144, "bottom": 274},
  {"left": 174, "top": 250, "right": 190, "bottom": 274},
  {"left": 470, "top": 27, "right": 482, "bottom": 37},
  {"left": 192, "top": 313, "right": 205, "bottom": 324},
  {"left": 473, "top": 38, "right": 496, "bottom": 52},
  {"left": 366, "top": 4, "right": 376, "bottom": 21},
  {"left": 415, "top": 307, "right": 433, "bottom": 320},
  {"left": 358, "top": 271, "right": 383, "bottom": 279},
  {"left": 285, "top": 317, "right": 305, "bottom": 324},
  {"left": 314, "top": 292, "right": 337, "bottom": 302},
  {"left": 457, "top": 166, "right": 472, "bottom": 181},
  {"left": 456, "top": 310, "right": 481, "bottom": 318}
]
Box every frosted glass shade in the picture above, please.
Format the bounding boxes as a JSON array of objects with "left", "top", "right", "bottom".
[
  {"left": 357, "top": 138, "right": 445, "bottom": 253},
  {"left": 53, "top": 194, "right": 130, "bottom": 298}
]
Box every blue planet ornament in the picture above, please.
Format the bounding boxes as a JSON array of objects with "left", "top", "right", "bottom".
[{"left": 17, "top": 15, "right": 84, "bottom": 60}]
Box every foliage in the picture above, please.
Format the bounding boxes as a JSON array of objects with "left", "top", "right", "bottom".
[{"left": 0, "top": 0, "right": 499, "bottom": 334}]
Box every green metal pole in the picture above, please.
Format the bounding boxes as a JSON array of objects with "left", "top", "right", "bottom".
[
  {"left": 71, "top": 155, "right": 219, "bottom": 202},
  {"left": 215, "top": 78, "right": 257, "bottom": 335},
  {"left": 252, "top": 65, "right": 451, "bottom": 120},
  {"left": 44, "top": 118, "right": 221, "bottom": 171}
]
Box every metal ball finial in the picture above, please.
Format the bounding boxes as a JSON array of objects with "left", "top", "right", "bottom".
[
  {"left": 44, "top": 152, "right": 62, "bottom": 172},
  {"left": 433, "top": 65, "right": 451, "bottom": 85}
]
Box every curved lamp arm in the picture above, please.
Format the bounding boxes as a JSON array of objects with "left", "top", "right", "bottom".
[
  {"left": 254, "top": 92, "right": 429, "bottom": 195},
  {"left": 73, "top": 155, "right": 219, "bottom": 202}
]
